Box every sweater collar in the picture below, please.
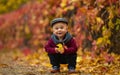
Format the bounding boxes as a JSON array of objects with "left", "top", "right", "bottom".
[{"left": 51, "top": 32, "right": 72, "bottom": 44}]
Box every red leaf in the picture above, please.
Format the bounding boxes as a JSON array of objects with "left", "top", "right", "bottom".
[{"left": 22, "top": 47, "right": 31, "bottom": 56}]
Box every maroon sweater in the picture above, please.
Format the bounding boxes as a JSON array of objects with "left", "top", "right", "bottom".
[{"left": 45, "top": 38, "right": 78, "bottom": 54}]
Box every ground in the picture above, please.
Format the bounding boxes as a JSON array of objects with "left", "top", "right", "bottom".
[
  {"left": 0, "top": 48, "right": 120, "bottom": 75},
  {"left": 0, "top": 49, "right": 81, "bottom": 75}
]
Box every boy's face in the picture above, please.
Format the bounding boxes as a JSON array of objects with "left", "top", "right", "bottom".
[{"left": 52, "top": 22, "right": 68, "bottom": 39}]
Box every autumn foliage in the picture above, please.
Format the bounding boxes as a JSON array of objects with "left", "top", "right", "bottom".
[
  {"left": 0, "top": 0, "right": 120, "bottom": 74},
  {"left": 0, "top": 0, "right": 120, "bottom": 52}
]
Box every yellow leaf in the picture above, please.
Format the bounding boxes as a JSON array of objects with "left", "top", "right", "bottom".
[
  {"left": 102, "top": 29, "right": 111, "bottom": 38},
  {"left": 57, "top": 43, "right": 64, "bottom": 53},
  {"left": 60, "top": 0, "right": 67, "bottom": 8},
  {"left": 108, "top": 19, "right": 114, "bottom": 29},
  {"left": 25, "top": 55, "right": 32, "bottom": 60},
  {"left": 57, "top": 43, "right": 63, "bottom": 48},
  {"left": 29, "top": 59, "right": 40, "bottom": 65},
  {"left": 32, "top": 52, "right": 40, "bottom": 59},
  {"left": 91, "top": 25, "right": 98, "bottom": 31},
  {"left": 102, "top": 26, "right": 107, "bottom": 31},
  {"left": 96, "top": 37, "right": 104, "bottom": 45},
  {"left": 106, "top": 40, "right": 111, "bottom": 45},
  {"left": 64, "top": 6, "right": 74, "bottom": 11},
  {"left": 77, "top": 56, "right": 82, "bottom": 63},
  {"left": 25, "top": 25, "right": 30, "bottom": 34},
  {"left": 96, "top": 17, "right": 103, "bottom": 23}
]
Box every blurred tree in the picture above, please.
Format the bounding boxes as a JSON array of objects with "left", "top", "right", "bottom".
[
  {"left": 0, "top": 0, "right": 29, "bottom": 14},
  {"left": 0, "top": 0, "right": 119, "bottom": 55}
]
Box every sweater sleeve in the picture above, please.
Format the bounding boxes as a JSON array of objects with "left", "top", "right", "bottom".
[
  {"left": 44, "top": 39, "right": 57, "bottom": 54},
  {"left": 64, "top": 38, "right": 78, "bottom": 54}
]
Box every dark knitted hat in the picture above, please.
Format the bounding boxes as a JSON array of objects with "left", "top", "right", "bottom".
[{"left": 50, "top": 18, "right": 68, "bottom": 27}]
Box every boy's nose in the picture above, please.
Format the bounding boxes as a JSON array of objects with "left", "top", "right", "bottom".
[{"left": 58, "top": 28, "right": 62, "bottom": 31}]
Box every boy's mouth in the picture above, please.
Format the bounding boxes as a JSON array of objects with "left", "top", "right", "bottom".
[{"left": 57, "top": 33, "right": 62, "bottom": 35}]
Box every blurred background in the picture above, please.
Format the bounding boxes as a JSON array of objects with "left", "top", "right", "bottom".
[
  {"left": 0, "top": 0, "right": 120, "bottom": 54},
  {"left": 0, "top": 0, "right": 120, "bottom": 74}
]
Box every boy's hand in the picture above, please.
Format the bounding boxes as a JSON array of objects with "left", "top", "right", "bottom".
[
  {"left": 56, "top": 43, "right": 64, "bottom": 54},
  {"left": 55, "top": 48, "right": 59, "bottom": 53}
]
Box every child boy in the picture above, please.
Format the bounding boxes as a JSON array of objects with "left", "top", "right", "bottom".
[{"left": 45, "top": 18, "right": 78, "bottom": 73}]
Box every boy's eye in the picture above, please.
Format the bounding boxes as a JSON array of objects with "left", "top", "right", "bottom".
[
  {"left": 55, "top": 27, "right": 63, "bottom": 30},
  {"left": 60, "top": 27, "right": 63, "bottom": 29},
  {"left": 55, "top": 28, "right": 58, "bottom": 29}
]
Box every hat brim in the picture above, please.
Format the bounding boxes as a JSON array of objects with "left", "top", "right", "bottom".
[{"left": 50, "top": 18, "right": 68, "bottom": 27}]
